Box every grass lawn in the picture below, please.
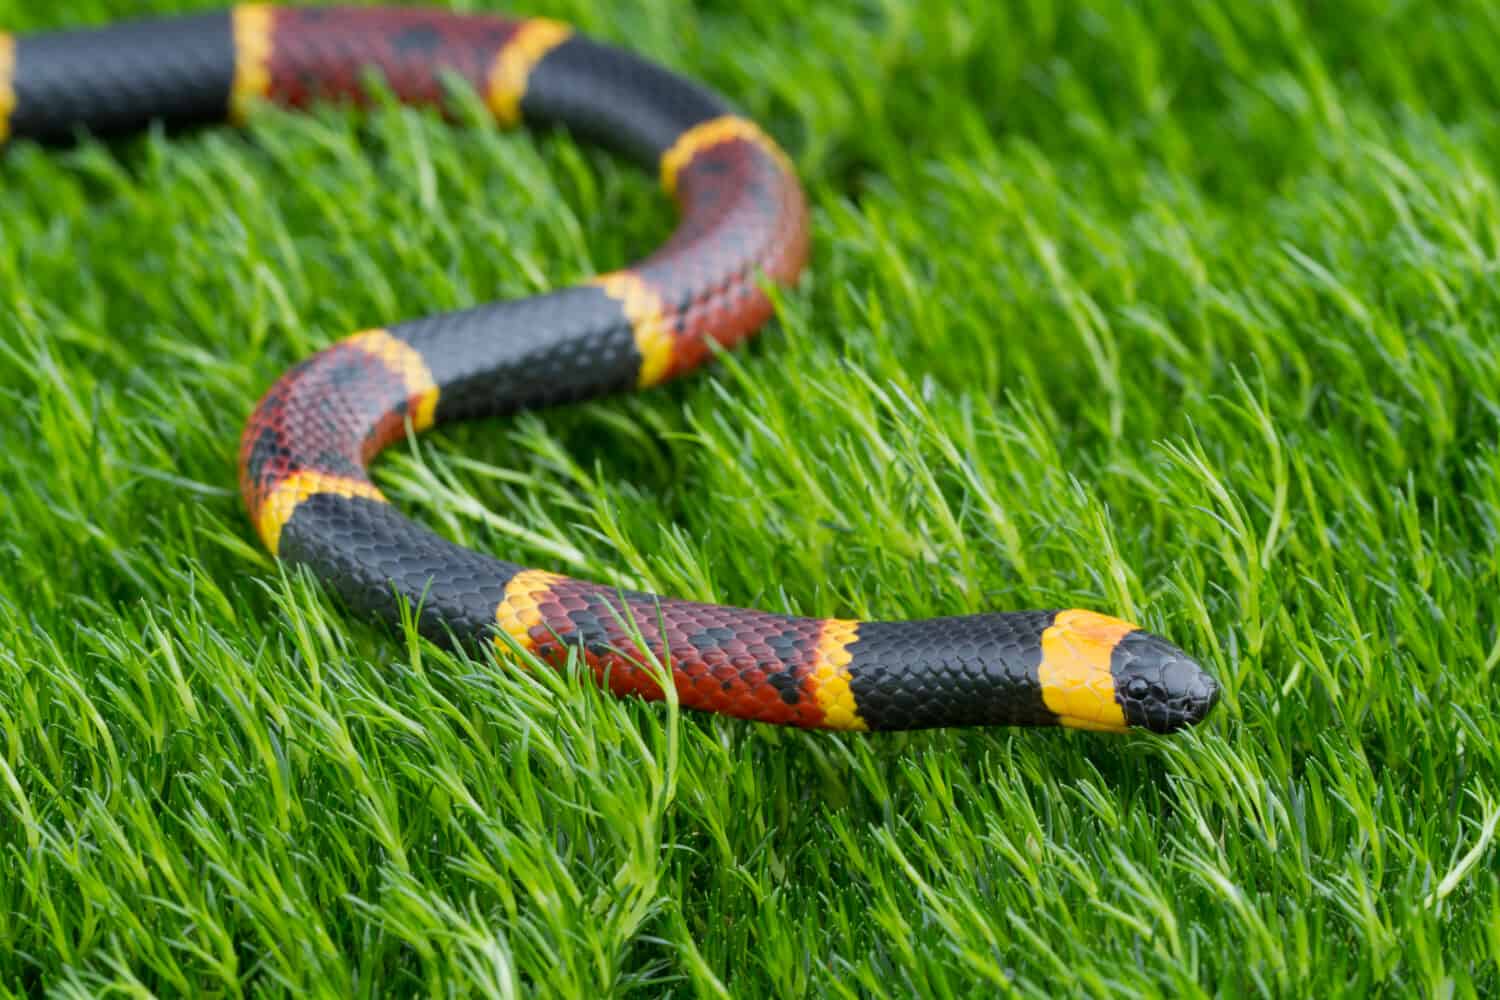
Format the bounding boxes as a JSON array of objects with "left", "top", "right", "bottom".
[{"left": 3, "top": 0, "right": 1499, "bottom": 994}]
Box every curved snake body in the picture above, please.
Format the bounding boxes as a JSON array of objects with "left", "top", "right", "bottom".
[{"left": 1, "top": 6, "right": 1220, "bottom": 733}]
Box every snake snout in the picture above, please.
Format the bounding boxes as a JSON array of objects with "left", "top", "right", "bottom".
[{"left": 1111, "top": 631, "right": 1220, "bottom": 733}]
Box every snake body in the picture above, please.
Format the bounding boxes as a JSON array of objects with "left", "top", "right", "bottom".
[{"left": 3, "top": 6, "right": 1219, "bottom": 733}]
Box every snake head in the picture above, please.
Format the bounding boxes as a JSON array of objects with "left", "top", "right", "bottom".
[
  {"left": 1038, "top": 610, "right": 1219, "bottom": 734},
  {"left": 1108, "top": 630, "right": 1220, "bottom": 733}
]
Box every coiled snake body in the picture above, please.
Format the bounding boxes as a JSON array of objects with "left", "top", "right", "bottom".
[{"left": 2, "top": 6, "right": 1219, "bottom": 733}]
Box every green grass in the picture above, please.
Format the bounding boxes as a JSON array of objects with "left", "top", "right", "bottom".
[{"left": 2, "top": 0, "right": 1499, "bottom": 994}]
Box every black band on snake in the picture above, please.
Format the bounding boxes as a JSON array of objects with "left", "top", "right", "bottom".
[{"left": 2, "top": 6, "right": 1220, "bottom": 733}]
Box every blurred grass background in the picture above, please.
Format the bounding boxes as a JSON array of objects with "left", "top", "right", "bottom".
[{"left": 2, "top": 0, "right": 1498, "bottom": 994}]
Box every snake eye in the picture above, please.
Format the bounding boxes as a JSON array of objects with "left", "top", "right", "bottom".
[{"left": 1126, "top": 677, "right": 1150, "bottom": 700}]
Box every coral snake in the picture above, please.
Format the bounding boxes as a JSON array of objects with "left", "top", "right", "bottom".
[{"left": 3, "top": 6, "right": 1219, "bottom": 734}]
